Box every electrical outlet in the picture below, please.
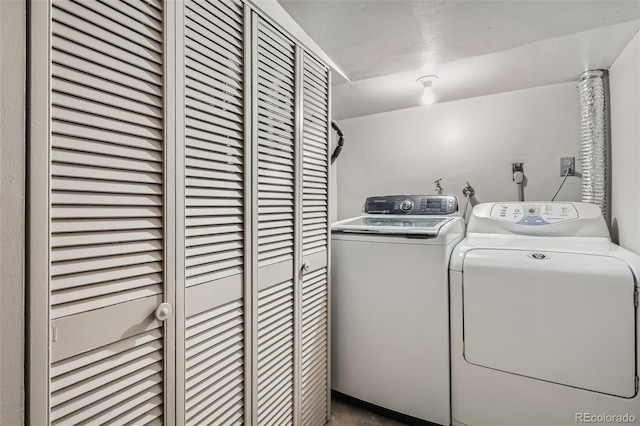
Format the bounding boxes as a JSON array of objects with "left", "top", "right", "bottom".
[
  {"left": 560, "top": 157, "right": 575, "bottom": 176},
  {"left": 512, "top": 162, "right": 523, "bottom": 173}
]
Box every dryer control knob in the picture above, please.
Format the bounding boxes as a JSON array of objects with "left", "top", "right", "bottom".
[{"left": 400, "top": 199, "right": 414, "bottom": 213}]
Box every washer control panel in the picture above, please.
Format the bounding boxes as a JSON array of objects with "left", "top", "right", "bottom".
[
  {"left": 490, "top": 203, "right": 579, "bottom": 225},
  {"left": 363, "top": 195, "right": 458, "bottom": 215}
]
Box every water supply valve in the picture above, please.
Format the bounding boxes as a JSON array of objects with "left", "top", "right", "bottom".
[
  {"left": 434, "top": 178, "right": 443, "bottom": 195},
  {"left": 462, "top": 182, "right": 475, "bottom": 197}
]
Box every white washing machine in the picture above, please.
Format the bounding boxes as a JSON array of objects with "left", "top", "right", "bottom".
[
  {"left": 450, "top": 202, "right": 640, "bottom": 426},
  {"left": 331, "top": 194, "right": 465, "bottom": 425}
]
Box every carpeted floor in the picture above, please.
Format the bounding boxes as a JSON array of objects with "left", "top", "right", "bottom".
[{"left": 328, "top": 397, "right": 409, "bottom": 425}]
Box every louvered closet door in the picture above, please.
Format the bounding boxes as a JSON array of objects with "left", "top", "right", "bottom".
[
  {"left": 181, "top": 0, "right": 248, "bottom": 424},
  {"left": 46, "top": 0, "right": 169, "bottom": 424},
  {"left": 299, "top": 52, "right": 331, "bottom": 426},
  {"left": 254, "top": 18, "right": 297, "bottom": 425}
]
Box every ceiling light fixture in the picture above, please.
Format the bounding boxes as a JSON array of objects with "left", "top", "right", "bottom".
[{"left": 417, "top": 75, "right": 439, "bottom": 105}]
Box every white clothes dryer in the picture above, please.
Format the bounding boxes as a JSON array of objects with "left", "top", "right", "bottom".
[
  {"left": 449, "top": 202, "right": 640, "bottom": 426},
  {"left": 332, "top": 194, "right": 465, "bottom": 425}
]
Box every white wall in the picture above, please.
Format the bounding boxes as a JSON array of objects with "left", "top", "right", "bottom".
[
  {"left": 610, "top": 31, "right": 640, "bottom": 254},
  {"left": 335, "top": 82, "right": 581, "bottom": 220},
  {"left": 0, "top": 0, "right": 26, "bottom": 424}
]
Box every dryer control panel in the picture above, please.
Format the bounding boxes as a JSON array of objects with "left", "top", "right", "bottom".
[
  {"left": 490, "top": 203, "right": 579, "bottom": 225},
  {"left": 466, "top": 202, "right": 610, "bottom": 237},
  {"left": 363, "top": 195, "right": 458, "bottom": 215}
]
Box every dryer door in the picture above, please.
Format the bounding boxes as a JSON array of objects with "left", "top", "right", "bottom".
[{"left": 463, "top": 249, "right": 637, "bottom": 397}]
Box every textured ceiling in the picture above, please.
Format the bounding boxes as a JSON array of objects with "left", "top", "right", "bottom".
[
  {"left": 279, "top": 0, "right": 640, "bottom": 82},
  {"left": 278, "top": 0, "right": 640, "bottom": 119}
]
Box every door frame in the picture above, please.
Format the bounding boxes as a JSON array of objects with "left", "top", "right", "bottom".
[{"left": 28, "top": 1, "right": 52, "bottom": 423}]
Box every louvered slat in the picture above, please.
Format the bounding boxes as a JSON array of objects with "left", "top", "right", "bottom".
[
  {"left": 301, "top": 268, "right": 329, "bottom": 426},
  {"left": 50, "top": 328, "right": 164, "bottom": 425},
  {"left": 185, "top": 299, "right": 245, "bottom": 426},
  {"left": 302, "top": 56, "right": 329, "bottom": 258},
  {"left": 185, "top": 0, "right": 245, "bottom": 288},
  {"left": 50, "top": 0, "right": 164, "bottom": 319},
  {"left": 257, "top": 279, "right": 295, "bottom": 425},
  {"left": 183, "top": 2, "right": 246, "bottom": 426},
  {"left": 254, "top": 21, "right": 296, "bottom": 425},
  {"left": 257, "top": 22, "right": 295, "bottom": 268},
  {"left": 48, "top": 1, "right": 166, "bottom": 423},
  {"left": 300, "top": 52, "right": 330, "bottom": 426}
]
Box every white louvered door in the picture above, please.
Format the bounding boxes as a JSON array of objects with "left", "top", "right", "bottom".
[
  {"left": 33, "top": 0, "right": 173, "bottom": 424},
  {"left": 253, "top": 17, "right": 298, "bottom": 425},
  {"left": 180, "top": 0, "right": 249, "bottom": 424},
  {"left": 299, "top": 52, "right": 331, "bottom": 426},
  {"left": 31, "top": 1, "right": 331, "bottom": 424}
]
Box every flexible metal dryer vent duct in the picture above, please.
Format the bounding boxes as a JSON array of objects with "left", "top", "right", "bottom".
[
  {"left": 579, "top": 69, "right": 609, "bottom": 219},
  {"left": 330, "top": 120, "right": 345, "bottom": 164}
]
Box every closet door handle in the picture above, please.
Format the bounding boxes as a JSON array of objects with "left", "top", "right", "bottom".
[
  {"left": 302, "top": 262, "right": 310, "bottom": 272},
  {"left": 155, "top": 303, "right": 173, "bottom": 321}
]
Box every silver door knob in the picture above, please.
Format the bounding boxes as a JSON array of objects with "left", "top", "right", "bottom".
[{"left": 155, "top": 303, "right": 173, "bottom": 321}]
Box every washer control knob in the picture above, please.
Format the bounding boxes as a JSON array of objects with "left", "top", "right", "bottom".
[{"left": 399, "top": 199, "right": 414, "bottom": 213}]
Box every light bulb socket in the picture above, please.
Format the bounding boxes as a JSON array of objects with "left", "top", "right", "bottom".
[{"left": 417, "top": 74, "right": 439, "bottom": 88}]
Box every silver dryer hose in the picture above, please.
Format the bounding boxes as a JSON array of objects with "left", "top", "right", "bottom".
[{"left": 579, "top": 69, "right": 609, "bottom": 219}]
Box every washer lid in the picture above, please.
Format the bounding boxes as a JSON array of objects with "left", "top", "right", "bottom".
[
  {"left": 331, "top": 216, "right": 452, "bottom": 236},
  {"left": 462, "top": 248, "right": 637, "bottom": 397}
]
